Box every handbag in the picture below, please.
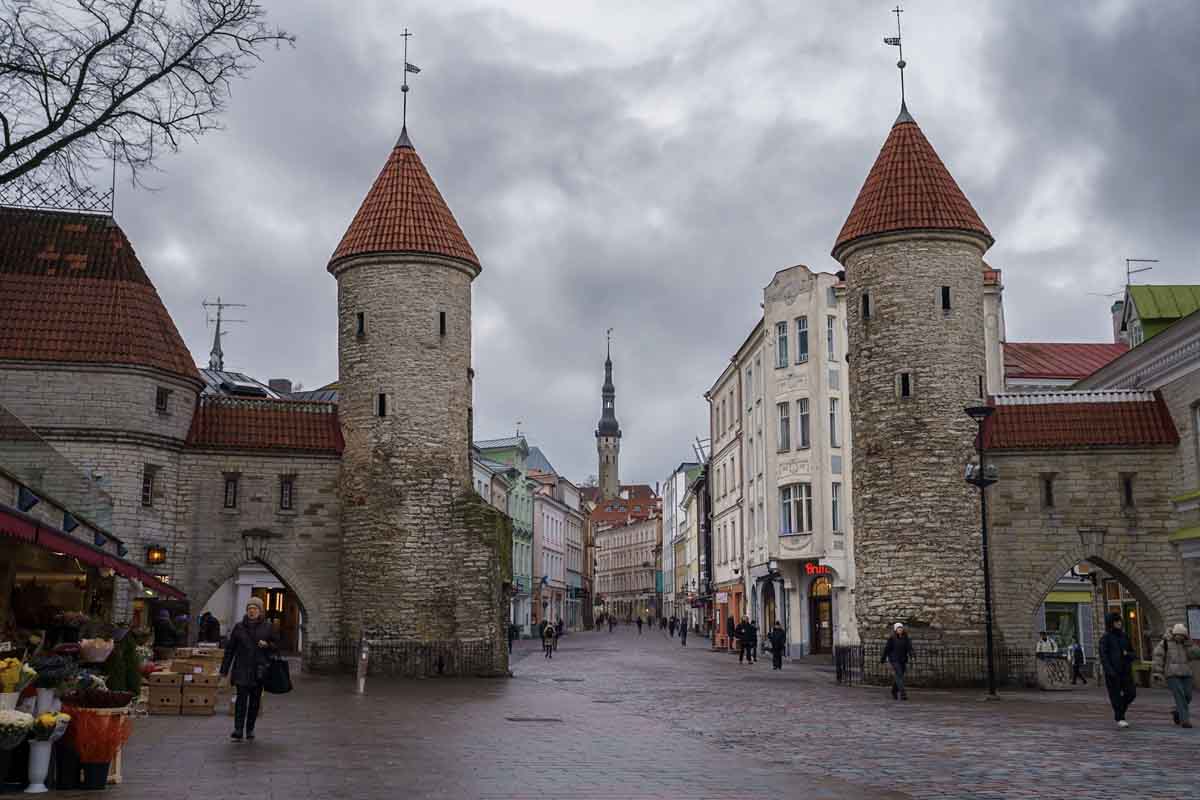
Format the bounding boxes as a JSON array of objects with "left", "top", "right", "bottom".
[{"left": 262, "top": 655, "right": 293, "bottom": 695}]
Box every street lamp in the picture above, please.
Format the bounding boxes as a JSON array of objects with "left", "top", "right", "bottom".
[{"left": 964, "top": 404, "right": 998, "bottom": 697}]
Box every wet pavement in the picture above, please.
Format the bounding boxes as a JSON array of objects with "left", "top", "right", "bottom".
[{"left": 89, "top": 627, "right": 1195, "bottom": 799}]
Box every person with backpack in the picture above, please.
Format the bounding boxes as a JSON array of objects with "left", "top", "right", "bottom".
[
  {"left": 1067, "top": 640, "right": 1088, "bottom": 685},
  {"left": 767, "top": 621, "right": 787, "bottom": 670},
  {"left": 1099, "top": 612, "right": 1138, "bottom": 728},
  {"left": 219, "top": 596, "right": 277, "bottom": 741},
  {"left": 881, "top": 622, "right": 913, "bottom": 700},
  {"left": 1152, "top": 623, "right": 1200, "bottom": 728}
]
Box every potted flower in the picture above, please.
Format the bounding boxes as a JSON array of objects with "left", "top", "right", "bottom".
[
  {"left": 0, "top": 659, "right": 36, "bottom": 710},
  {"left": 61, "top": 690, "right": 134, "bottom": 790},
  {"left": 79, "top": 639, "right": 115, "bottom": 664},
  {"left": 25, "top": 711, "right": 70, "bottom": 793},
  {"left": 29, "top": 656, "right": 76, "bottom": 714},
  {"left": 0, "top": 709, "right": 34, "bottom": 789}
]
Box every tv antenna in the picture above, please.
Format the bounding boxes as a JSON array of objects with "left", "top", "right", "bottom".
[
  {"left": 202, "top": 297, "right": 247, "bottom": 372},
  {"left": 1125, "top": 258, "right": 1157, "bottom": 286}
]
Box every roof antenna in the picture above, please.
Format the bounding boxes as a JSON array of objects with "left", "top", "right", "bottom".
[
  {"left": 400, "top": 28, "right": 421, "bottom": 142},
  {"left": 1125, "top": 257, "right": 1157, "bottom": 288},
  {"left": 884, "top": 5, "right": 911, "bottom": 121},
  {"left": 202, "top": 296, "right": 247, "bottom": 372}
]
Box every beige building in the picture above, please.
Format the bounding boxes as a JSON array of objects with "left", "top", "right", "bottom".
[{"left": 595, "top": 515, "right": 662, "bottom": 621}]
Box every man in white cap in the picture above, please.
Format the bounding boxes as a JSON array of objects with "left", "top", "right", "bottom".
[
  {"left": 1152, "top": 623, "right": 1200, "bottom": 728},
  {"left": 880, "top": 622, "right": 913, "bottom": 700}
]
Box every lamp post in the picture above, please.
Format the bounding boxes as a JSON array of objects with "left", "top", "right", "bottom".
[{"left": 965, "top": 404, "right": 998, "bottom": 697}]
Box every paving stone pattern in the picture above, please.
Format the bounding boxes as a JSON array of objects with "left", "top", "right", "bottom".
[{"left": 88, "top": 629, "right": 1195, "bottom": 800}]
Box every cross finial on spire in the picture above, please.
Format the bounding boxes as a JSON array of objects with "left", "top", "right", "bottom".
[
  {"left": 400, "top": 28, "right": 421, "bottom": 136},
  {"left": 883, "top": 5, "right": 907, "bottom": 111}
]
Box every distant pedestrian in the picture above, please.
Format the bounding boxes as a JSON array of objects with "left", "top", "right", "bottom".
[
  {"left": 1068, "top": 641, "right": 1088, "bottom": 685},
  {"left": 1153, "top": 623, "right": 1200, "bottom": 729},
  {"left": 1035, "top": 631, "right": 1058, "bottom": 657},
  {"left": 219, "top": 597, "right": 277, "bottom": 741},
  {"left": 768, "top": 622, "right": 786, "bottom": 670},
  {"left": 881, "top": 622, "right": 913, "bottom": 700},
  {"left": 554, "top": 618, "right": 564, "bottom": 651},
  {"left": 734, "top": 616, "right": 754, "bottom": 665},
  {"left": 636, "top": 616, "right": 643, "bottom": 635},
  {"left": 608, "top": 616, "right": 616, "bottom": 633},
  {"left": 680, "top": 620, "right": 688, "bottom": 647},
  {"left": 669, "top": 616, "right": 677, "bottom": 637},
  {"left": 507, "top": 623, "right": 518, "bottom": 655},
  {"left": 747, "top": 619, "right": 759, "bottom": 663},
  {"left": 542, "top": 621, "right": 556, "bottom": 659},
  {"left": 1099, "top": 612, "right": 1137, "bottom": 728}
]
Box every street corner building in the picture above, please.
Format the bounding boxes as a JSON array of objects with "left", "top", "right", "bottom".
[{"left": 0, "top": 121, "right": 512, "bottom": 677}]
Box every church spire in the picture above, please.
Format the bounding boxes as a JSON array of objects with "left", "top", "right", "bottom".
[{"left": 597, "top": 328, "right": 620, "bottom": 437}]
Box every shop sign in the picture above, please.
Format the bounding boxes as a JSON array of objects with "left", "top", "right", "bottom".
[
  {"left": 804, "top": 562, "right": 831, "bottom": 576},
  {"left": 715, "top": 592, "right": 729, "bottom": 604}
]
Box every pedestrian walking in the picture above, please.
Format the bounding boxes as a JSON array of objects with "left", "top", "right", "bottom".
[
  {"left": 1035, "top": 631, "right": 1058, "bottom": 656},
  {"left": 881, "top": 622, "right": 913, "bottom": 700},
  {"left": 747, "top": 619, "right": 759, "bottom": 663},
  {"left": 542, "top": 620, "right": 556, "bottom": 659},
  {"left": 669, "top": 616, "right": 677, "bottom": 637},
  {"left": 636, "top": 616, "right": 643, "bottom": 635},
  {"left": 768, "top": 621, "right": 786, "bottom": 670},
  {"left": 1099, "top": 612, "right": 1137, "bottom": 728},
  {"left": 1152, "top": 623, "right": 1200, "bottom": 729},
  {"left": 554, "top": 618, "right": 564, "bottom": 651},
  {"left": 507, "top": 622, "right": 518, "bottom": 655},
  {"left": 608, "top": 616, "right": 616, "bottom": 633},
  {"left": 1068, "top": 640, "right": 1088, "bottom": 685},
  {"left": 219, "top": 596, "right": 277, "bottom": 741},
  {"left": 680, "top": 620, "right": 688, "bottom": 647},
  {"left": 734, "top": 616, "right": 754, "bottom": 664}
]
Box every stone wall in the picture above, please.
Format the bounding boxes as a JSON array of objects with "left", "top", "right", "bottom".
[
  {"left": 178, "top": 449, "right": 343, "bottom": 644},
  {"left": 987, "top": 446, "right": 1185, "bottom": 644},
  {"left": 841, "top": 234, "right": 989, "bottom": 644}
]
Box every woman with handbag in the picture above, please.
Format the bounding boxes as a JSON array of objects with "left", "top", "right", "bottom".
[{"left": 219, "top": 597, "right": 277, "bottom": 741}]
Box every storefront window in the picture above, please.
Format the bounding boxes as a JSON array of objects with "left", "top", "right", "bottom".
[{"left": 1044, "top": 602, "right": 1078, "bottom": 647}]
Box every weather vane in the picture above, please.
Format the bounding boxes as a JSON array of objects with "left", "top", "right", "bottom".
[
  {"left": 883, "top": 5, "right": 906, "bottom": 106},
  {"left": 401, "top": 27, "right": 421, "bottom": 130}
]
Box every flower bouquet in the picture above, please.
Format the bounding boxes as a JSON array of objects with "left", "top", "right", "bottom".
[
  {"left": 25, "top": 712, "right": 70, "bottom": 793},
  {"left": 0, "top": 658, "right": 37, "bottom": 709},
  {"left": 60, "top": 689, "right": 132, "bottom": 709},
  {"left": 51, "top": 642, "right": 81, "bottom": 659},
  {"left": 129, "top": 627, "right": 153, "bottom": 646},
  {"left": 29, "top": 656, "right": 76, "bottom": 690},
  {"left": 58, "top": 612, "right": 90, "bottom": 629},
  {"left": 0, "top": 709, "right": 33, "bottom": 750},
  {"left": 79, "top": 638, "right": 115, "bottom": 664},
  {"left": 61, "top": 706, "right": 133, "bottom": 789}
]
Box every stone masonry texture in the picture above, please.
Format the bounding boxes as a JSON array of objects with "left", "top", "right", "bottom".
[
  {"left": 842, "top": 234, "right": 989, "bottom": 645},
  {"left": 334, "top": 254, "right": 509, "bottom": 674}
]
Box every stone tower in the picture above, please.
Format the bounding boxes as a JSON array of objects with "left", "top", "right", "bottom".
[
  {"left": 595, "top": 339, "right": 621, "bottom": 499},
  {"left": 329, "top": 126, "right": 510, "bottom": 670},
  {"left": 832, "top": 103, "right": 994, "bottom": 645}
]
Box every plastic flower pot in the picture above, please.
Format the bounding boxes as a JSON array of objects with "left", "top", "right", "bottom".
[
  {"left": 24, "top": 740, "right": 51, "bottom": 793},
  {"left": 34, "top": 690, "right": 56, "bottom": 715},
  {"left": 54, "top": 743, "right": 80, "bottom": 790},
  {"left": 81, "top": 761, "right": 110, "bottom": 790}
]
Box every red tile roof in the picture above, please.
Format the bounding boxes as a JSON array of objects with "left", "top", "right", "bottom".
[
  {"left": 983, "top": 392, "right": 1178, "bottom": 450},
  {"left": 583, "top": 484, "right": 661, "bottom": 528},
  {"left": 0, "top": 208, "right": 199, "bottom": 381},
  {"left": 833, "top": 108, "right": 991, "bottom": 259},
  {"left": 1004, "top": 342, "right": 1128, "bottom": 382},
  {"left": 186, "top": 397, "right": 344, "bottom": 454},
  {"left": 329, "top": 130, "right": 479, "bottom": 271}
]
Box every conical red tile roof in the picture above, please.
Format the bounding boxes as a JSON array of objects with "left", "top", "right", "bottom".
[
  {"left": 832, "top": 106, "right": 991, "bottom": 259},
  {"left": 0, "top": 207, "right": 200, "bottom": 381},
  {"left": 329, "top": 129, "right": 479, "bottom": 271}
]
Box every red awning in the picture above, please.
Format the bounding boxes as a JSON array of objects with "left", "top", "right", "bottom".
[{"left": 0, "top": 505, "right": 185, "bottom": 600}]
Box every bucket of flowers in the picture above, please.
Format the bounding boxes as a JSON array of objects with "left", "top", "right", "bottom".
[
  {"left": 61, "top": 690, "right": 134, "bottom": 790},
  {"left": 25, "top": 711, "right": 70, "bottom": 793},
  {"left": 0, "top": 708, "right": 34, "bottom": 789},
  {"left": 0, "top": 659, "right": 36, "bottom": 711}
]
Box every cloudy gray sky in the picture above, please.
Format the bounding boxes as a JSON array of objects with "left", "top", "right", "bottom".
[{"left": 113, "top": 0, "right": 1200, "bottom": 487}]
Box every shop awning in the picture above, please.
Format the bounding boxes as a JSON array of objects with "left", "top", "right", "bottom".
[
  {"left": 1046, "top": 590, "right": 1093, "bottom": 604},
  {"left": 0, "top": 504, "right": 185, "bottom": 600}
]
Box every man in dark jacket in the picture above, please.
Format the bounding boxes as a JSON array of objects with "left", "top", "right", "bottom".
[
  {"left": 680, "top": 617, "right": 688, "bottom": 647},
  {"left": 881, "top": 622, "right": 913, "bottom": 700},
  {"left": 734, "top": 616, "right": 755, "bottom": 664},
  {"left": 1099, "top": 612, "right": 1137, "bottom": 728},
  {"left": 219, "top": 596, "right": 278, "bottom": 741},
  {"left": 669, "top": 616, "right": 677, "bottom": 637},
  {"left": 767, "top": 622, "right": 787, "bottom": 670}
]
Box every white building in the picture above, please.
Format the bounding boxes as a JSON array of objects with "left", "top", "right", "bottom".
[
  {"left": 595, "top": 515, "right": 662, "bottom": 621},
  {"left": 661, "top": 461, "right": 699, "bottom": 620}
]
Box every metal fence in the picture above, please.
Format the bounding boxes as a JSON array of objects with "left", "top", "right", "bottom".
[
  {"left": 307, "top": 638, "right": 499, "bottom": 678},
  {"left": 834, "top": 642, "right": 1038, "bottom": 688}
]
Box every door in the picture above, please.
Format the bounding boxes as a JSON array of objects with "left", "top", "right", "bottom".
[{"left": 809, "top": 577, "right": 833, "bottom": 654}]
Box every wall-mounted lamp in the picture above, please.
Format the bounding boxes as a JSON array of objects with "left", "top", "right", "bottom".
[{"left": 146, "top": 545, "right": 167, "bottom": 565}]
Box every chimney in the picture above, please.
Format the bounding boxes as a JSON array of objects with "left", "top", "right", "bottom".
[
  {"left": 269, "top": 378, "right": 293, "bottom": 396},
  {"left": 1110, "top": 301, "right": 1127, "bottom": 345}
]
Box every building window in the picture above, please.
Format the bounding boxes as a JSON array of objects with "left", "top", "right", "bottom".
[
  {"left": 780, "top": 483, "right": 813, "bottom": 534},
  {"left": 826, "top": 286, "right": 837, "bottom": 307},
  {"left": 356, "top": 312, "right": 366, "bottom": 337},
  {"left": 1041, "top": 474, "right": 1055, "bottom": 509},
  {"left": 827, "top": 315, "right": 836, "bottom": 361},
  {"left": 775, "top": 322, "right": 788, "bottom": 368},
  {"left": 832, "top": 482, "right": 842, "bottom": 531},
  {"left": 439, "top": 311, "right": 447, "bottom": 336},
  {"left": 377, "top": 393, "right": 388, "bottom": 417},
  {"left": 941, "top": 286, "right": 952, "bottom": 312},
  {"left": 796, "top": 317, "right": 809, "bottom": 363},
  {"left": 155, "top": 387, "right": 171, "bottom": 414},
  {"left": 829, "top": 398, "right": 841, "bottom": 448},
  {"left": 899, "top": 372, "right": 912, "bottom": 399},
  {"left": 280, "top": 476, "right": 295, "bottom": 511},
  {"left": 861, "top": 291, "right": 871, "bottom": 320},
  {"left": 141, "top": 465, "right": 157, "bottom": 507},
  {"left": 795, "top": 398, "right": 810, "bottom": 449},
  {"left": 745, "top": 367, "right": 753, "bottom": 406},
  {"left": 777, "top": 402, "right": 791, "bottom": 451},
  {"left": 1121, "top": 473, "right": 1136, "bottom": 509},
  {"left": 223, "top": 475, "right": 239, "bottom": 509}
]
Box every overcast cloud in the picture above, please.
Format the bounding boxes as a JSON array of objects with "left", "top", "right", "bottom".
[{"left": 110, "top": 0, "right": 1200, "bottom": 487}]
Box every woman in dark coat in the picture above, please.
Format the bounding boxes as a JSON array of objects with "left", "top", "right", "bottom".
[{"left": 219, "top": 596, "right": 278, "bottom": 740}]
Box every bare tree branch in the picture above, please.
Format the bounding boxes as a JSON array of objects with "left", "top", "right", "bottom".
[{"left": 0, "top": 0, "right": 294, "bottom": 187}]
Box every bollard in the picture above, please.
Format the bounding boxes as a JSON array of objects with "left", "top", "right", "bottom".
[{"left": 356, "top": 637, "right": 369, "bottom": 694}]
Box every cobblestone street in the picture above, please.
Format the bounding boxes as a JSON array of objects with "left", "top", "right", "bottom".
[{"left": 95, "top": 628, "right": 1195, "bottom": 800}]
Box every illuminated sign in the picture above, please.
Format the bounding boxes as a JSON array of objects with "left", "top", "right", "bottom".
[{"left": 804, "top": 563, "right": 831, "bottom": 576}]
